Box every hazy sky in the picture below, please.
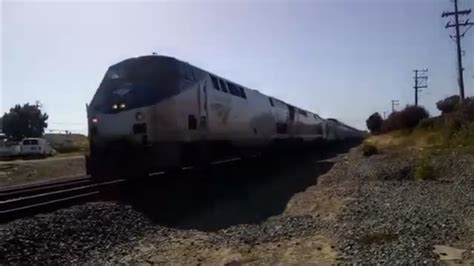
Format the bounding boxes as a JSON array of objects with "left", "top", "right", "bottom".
[{"left": 2, "top": 0, "right": 474, "bottom": 133}]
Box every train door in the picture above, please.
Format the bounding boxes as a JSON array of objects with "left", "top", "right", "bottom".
[
  {"left": 326, "top": 122, "right": 336, "bottom": 140},
  {"left": 198, "top": 83, "right": 209, "bottom": 138},
  {"left": 322, "top": 122, "right": 328, "bottom": 139},
  {"left": 288, "top": 105, "right": 295, "bottom": 136},
  {"left": 187, "top": 82, "right": 211, "bottom": 165}
]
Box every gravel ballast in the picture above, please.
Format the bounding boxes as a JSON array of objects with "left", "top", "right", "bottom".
[{"left": 1, "top": 144, "right": 473, "bottom": 264}]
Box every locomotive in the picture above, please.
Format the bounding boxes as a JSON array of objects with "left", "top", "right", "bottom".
[{"left": 86, "top": 55, "right": 363, "bottom": 178}]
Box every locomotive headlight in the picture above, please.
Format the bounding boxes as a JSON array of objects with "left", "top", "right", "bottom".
[
  {"left": 120, "top": 103, "right": 126, "bottom": 109},
  {"left": 135, "top": 112, "right": 144, "bottom": 121},
  {"left": 92, "top": 117, "right": 98, "bottom": 123},
  {"left": 112, "top": 104, "right": 118, "bottom": 110}
]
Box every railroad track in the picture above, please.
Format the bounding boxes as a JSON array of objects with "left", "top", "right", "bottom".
[
  {"left": 0, "top": 176, "right": 125, "bottom": 223},
  {"left": 0, "top": 158, "right": 245, "bottom": 223}
]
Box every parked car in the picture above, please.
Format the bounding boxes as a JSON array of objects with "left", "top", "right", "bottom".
[
  {"left": 0, "top": 134, "right": 21, "bottom": 157},
  {"left": 20, "top": 138, "right": 54, "bottom": 156}
]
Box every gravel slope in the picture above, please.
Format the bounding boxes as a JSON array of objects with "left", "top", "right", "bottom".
[{"left": 1, "top": 145, "right": 473, "bottom": 264}]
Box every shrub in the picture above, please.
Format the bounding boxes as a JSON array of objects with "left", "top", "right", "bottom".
[
  {"left": 400, "top": 105, "right": 430, "bottom": 128},
  {"left": 446, "top": 122, "right": 474, "bottom": 148},
  {"left": 417, "top": 117, "right": 446, "bottom": 131},
  {"left": 414, "top": 157, "right": 435, "bottom": 181},
  {"left": 362, "top": 143, "right": 378, "bottom": 156},
  {"left": 382, "top": 105, "right": 430, "bottom": 133},
  {"left": 457, "top": 97, "right": 474, "bottom": 122},
  {"left": 366, "top": 112, "right": 383, "bottom": 134},
  {"left": 417, "top": 118, "right": 435, "bottom": 130},
  {"left": 436, "top": 95, "right": 460, "bottom": 114}
]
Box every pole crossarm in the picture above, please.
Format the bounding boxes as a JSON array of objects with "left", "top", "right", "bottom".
[{"left": 442, "top": 9, "right": 471, "bottom": 17}]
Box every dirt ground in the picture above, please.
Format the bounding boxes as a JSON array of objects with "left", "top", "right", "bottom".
[{"left": 0, "top": 155, "right": 85, "bottom": 188}]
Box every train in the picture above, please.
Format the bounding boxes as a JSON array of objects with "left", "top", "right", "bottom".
[{"left": 85, "top": 55, "right": 364, "bottom": 178}]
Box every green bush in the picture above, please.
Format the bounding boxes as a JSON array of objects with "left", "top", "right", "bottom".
[
  {"left": 446, "top": 122, "right": 474, "bottom": 148},
  {"left": 436, "top": 95, "right": 460, "bottom": 114},
  {"left": 417, "top": 118, "right": 435, "bottom": 130},
  {"left": 362, "top": 143, "right": 378, "bottom": 156},
  {"left": 414, "top": 157, "right": 435, "bottom": 181},
  {"left": 382, "top": 105, "right": 430, "bottom": 133},
  {"left": 366, "top": 112, "right": 383, "bottom": 134}
]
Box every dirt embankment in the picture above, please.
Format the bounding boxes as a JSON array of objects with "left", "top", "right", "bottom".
[{"left": 1, "top": 142, "right": 473, "bottom": 264}]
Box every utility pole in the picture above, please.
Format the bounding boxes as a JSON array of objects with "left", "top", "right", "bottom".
[
  {"left": 391, "top": 100, "right": 400, "bottom": 113},
  {"left": 413, "top": 69, "right": 428, "bottom": 106},
  {"left": 442, "top": 0, "right": 473, "bottom": 102}
]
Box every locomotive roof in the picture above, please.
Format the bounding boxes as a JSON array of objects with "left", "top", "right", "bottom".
[
  {"left": 109, "top": 55, "right": 179, "bottom": 69},
  {"left": 112, "top": 55, "right": 322, "bottom": 121},
  {"left": 327, "top": 118, "right": 362, "bottom": 132}
]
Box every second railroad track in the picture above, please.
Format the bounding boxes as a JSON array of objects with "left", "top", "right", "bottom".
[{"left": 0, "top": 176, "right": 125, "bottom": 223}]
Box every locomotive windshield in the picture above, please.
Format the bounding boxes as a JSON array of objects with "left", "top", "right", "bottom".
[{"left": 89, "top": 56, "right": 182, "bottom": 113}]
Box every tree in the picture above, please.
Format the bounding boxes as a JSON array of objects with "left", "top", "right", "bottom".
[
  {"left": 1, "top": 103, "right": 48, "bottom": 141},
  {"left": 366, "top": 112, "right": 383, "bottom": 134}
]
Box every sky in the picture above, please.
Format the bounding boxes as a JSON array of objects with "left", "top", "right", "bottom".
[{"left": 2, "top": 0, "right": 474, "bottom": 134}]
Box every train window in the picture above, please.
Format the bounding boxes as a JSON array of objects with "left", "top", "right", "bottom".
[
  {"left": 269, "top": 97, "right": 274, "bottom": 107},
  {"left": 210, "top": 76, "right": 220, "bottom": 91},
  {"left": 188, "top": 115, "right": 197, "bottom": 130},
  {"left": 239, "top": 86, "right": 247, "bottom": 99},
  {"left": 227, "top": 83, "right": 240, "bottom": 96},
  {"left": 22, "top": 139, "right": 39, "bottom": 145},
  {"left": 298, "top": 110, "right": 307, "bottom": 117},
  {"left": 219, "top": 79, "right": 228, "bottom": 93},
  {"left": 90, "top": 57, "right": 184, "bottom": 113}
]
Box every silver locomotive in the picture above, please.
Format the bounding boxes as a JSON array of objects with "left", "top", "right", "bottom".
[{"left": 86, "top": 55, "right": 363, "bottom": 178}]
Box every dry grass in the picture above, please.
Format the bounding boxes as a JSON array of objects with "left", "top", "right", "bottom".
[
  {"left": 365, "top": 121, "right": 474, "bottom": 153},
  {"left": 0, "top": 155, "right": 85, "bottom": 187}
]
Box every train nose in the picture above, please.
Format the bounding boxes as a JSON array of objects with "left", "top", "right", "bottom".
[{"left": 90, "top": 109, "right": 148, "bottom": 142}]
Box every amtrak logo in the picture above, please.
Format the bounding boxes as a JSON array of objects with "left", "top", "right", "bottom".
[{"left": 113, "top": 88, "right": 131, "bottom": 96}]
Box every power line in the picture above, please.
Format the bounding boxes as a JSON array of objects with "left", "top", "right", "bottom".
[
  {"left": 442, "top": 0, "right": 474, "bottom": 102},
  {"left": 413, "top": 69, "right": 428, "bottom": 106}
]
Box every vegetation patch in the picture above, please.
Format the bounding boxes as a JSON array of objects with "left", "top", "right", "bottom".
[
  {"left": 362, "top": 143, "right": 378, "bottom": 157},
  {"left": 414, "top": 156, "right": 435, "bottom": 181},
  {"left": 382, "top": 106, "right": 429, "bottom": 133},
  {"left": 365, "top": 96, "right": 474, "bottom": 154}
]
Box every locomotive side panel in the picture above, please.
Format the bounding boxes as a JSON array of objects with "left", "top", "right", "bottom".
[
  {"left": 243, "top": 89, "right": 276, "bottom": 147},
  {"left": 206, "top": 75, "right": 275, "bottom": 148}
]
